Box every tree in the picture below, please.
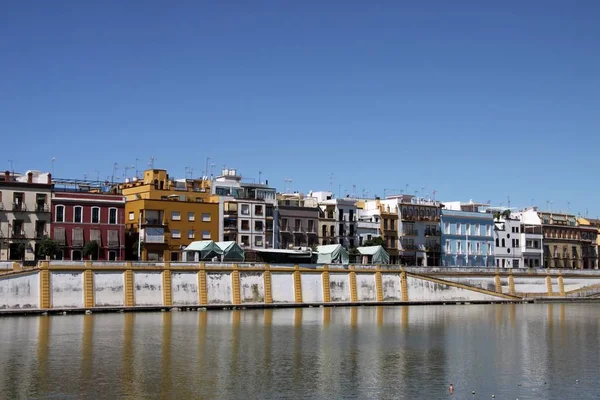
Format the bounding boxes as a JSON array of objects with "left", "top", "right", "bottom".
[
  {"left": 363, "top": 236, "right": 386, "bottom": 249},
  {"left": 83, "top": 240, "right": 100, "bottom": 260},
  {"left": 38, "top": 237, "right": 58, "bottom": 259},
  {"left": 502, "top": 209, "right": 512, "bottom": 219},
  {"left": 16, "top": 242, "right": 26, "bottom": 260}
]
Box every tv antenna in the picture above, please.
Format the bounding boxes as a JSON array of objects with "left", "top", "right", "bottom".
[{"left": 149, "top": 156, "right": 156, "bottom": 169}]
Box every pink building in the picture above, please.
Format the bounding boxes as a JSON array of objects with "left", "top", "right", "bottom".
[{"left": 51, "top": 181, "right": 125, "bottom": 261}]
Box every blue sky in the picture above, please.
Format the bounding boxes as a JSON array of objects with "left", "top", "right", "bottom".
[{"left": 1, "top": 1, "right": 599, "bottom": 215}]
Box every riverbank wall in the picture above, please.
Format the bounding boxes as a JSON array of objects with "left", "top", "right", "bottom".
[{"left": 2, "top": 262, "right": 600, "bottom": 314}]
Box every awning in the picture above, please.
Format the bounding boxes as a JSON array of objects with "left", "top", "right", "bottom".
[
  {"left": 215, "top": 241, "right": 245, "bottom": 262},
  {"left": 357, "top": 245, "right": 390, "bottom": 264},
  {"left": 183, "top": 240, "right": 223, "bottom": 260},
  {"left": 316, "top": 244, "right": 349, "bottom": 264}
]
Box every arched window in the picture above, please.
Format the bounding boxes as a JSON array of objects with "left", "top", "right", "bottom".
[
  {"left": 496, "top": 238, "right": 499, "bottom": 247},
  {"left": 501, "top": 239, "right": 505, "bottom": 247}
]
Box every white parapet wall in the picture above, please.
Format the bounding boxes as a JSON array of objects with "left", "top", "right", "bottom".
[
  {"left": 329, "top": 273, "right": 350, "bottom": 302},
  {"left": 407, "top": 276, "right": 503, "bottom": 302},
  {"left": 133, "top": 272, "right": 163, "bottom": 306},
  {"left": 171, "top": 272, "right": 199, "bottom": 306},
  {"left": 356, "top": 274, "right": 377, "bottom": 301},
  {"left": 206, "top": 272, "right": 232, "bottom": 304},
  {"left": 94, "top": 272, "right": 125, "bottom": 307},
  {"left": 51, "top": 271, "right": 84, "bottom": 308},
  {"left": 301, "top": 273, "right": 323, "bottom": 303},
  {"left": 240, "top": 272, "right": 265, "bottom": 303},
  {"left": 271, "top": 272, "right": 295, "bottom": 303},
  {"left": 382, "top": 273, "right": 401, "bottom": 301},
  {"left": 0, "top": 272, "right": 39, "bottom": 309}
]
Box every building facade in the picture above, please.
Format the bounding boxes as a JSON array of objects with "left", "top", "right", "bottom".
[
  {"left": 357, "top": 199, "right": 399, "bottom": 263},
  {"left": 578, "top": 218, "right": 599, "bottom": 270},
  {"left": 311, "top": 192, "right": 358, "bottom": 249},
  {"left": 213, "top": 168, "right": 276, "bottom": 249},
  {"left": 517, "top": 208, "right": 544, "bottom": 268},
  {"left": 539, "top": 212, "right": 581, "bottom": 269},
  {"left": 121, "top": 169, "right": 219, "bottom": 261},
  {"left": 51, "top": 179, "right": 126, "bottom": 261},
  {"left": 0, "top": 170, "right": 52, "bottom": 261},
  {"left": 396, "top": 196, "right": 442, "bottom": 267},
  {"left": 441, "top": 208, "right": 494, "bottom": 267},
  {"left": 490, "top": 211, "right": 523, "bottom": 268},
  {"left": 276, "top": 193, "right": 319, "bottom": 249}
]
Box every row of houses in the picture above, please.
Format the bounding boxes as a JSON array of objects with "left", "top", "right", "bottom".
[{"left": 0, "top": 167, "right": 598, "bottom": 268}]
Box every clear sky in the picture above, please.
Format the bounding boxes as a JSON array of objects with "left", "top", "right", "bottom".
[{"left": 1, "top": 1, "right": 599, "bottom": 216}]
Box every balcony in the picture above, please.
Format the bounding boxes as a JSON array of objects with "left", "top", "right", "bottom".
[
  {"left": 424, "top": 229, "right": 441, "bottom": 237},
  {"left": 402, "top": 229, "right": 418, "bottom": 236},
  {"left": 36, "top": 204, "right": 50, "bottom": 213},
  {"left": 426, "top": 244, "right": 442, "bottom": 252},
  {"left": 12, "top": 203, "right": 27, "bottom": 212},
  {"left": 293, "top": 225, "right": 305, "bottom": 234},
  {"left": 35, "top": 230, "right": 48, "bottom": 239},
  {"left": 11, "top": 231, "right": 26, "bottom": 239},
  {"left": 401, "top": 243, "right": 416, "bottom": 251},
  {"left": 143, "top": 218, "right": 165, "bottom": 226}
]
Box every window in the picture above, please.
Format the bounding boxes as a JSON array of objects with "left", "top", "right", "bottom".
[
  {"left": 514, "top": 260, "right": 520, "bottom": 268},
  {"left": 456, "top": 223, "right": 461, "bottom": 235},
  {"left": 255, "top": 205, "right": 263, "bottom": 216},
  {"left": 338, "top": 210, "right": 344, "bottom": 221},
  {"left": 486, "top": 225, "right": 491, "bottom": 236},
  {"left": 73, "top": 206, "right": 83, "bottom": 223},
  {"left": 109, "top": 208, "right": 117, "bottom": 224},
  {"left": 241, "top": 235, "right": 250, "bottom": 246},
  {"left": 108, "top": 251, "right": 117, "bottom": 261},
  {"left": 445, "top": 240, "right": 451, "bottom": 254},
  {"left": 476, "top": 242, "right": 481, "bottom": 254},
  {"left": 171, "top": 252, "right": 179, "bottom": 262},
  {"left": 172, "top": 229, "right": 181, "bottom": 239},
  {"left": 171, "top": 211, "right": 181, "bottom": 221},
  {"left": 496, "top": 238, "right": 499, "bottom": 247},
  {"left": 188, "top": 212, "right": 195, "bottom": 221},
  {"left": 501, "top": 239, "right": 505, "bottom": 247},
  {"left": 445, "top": 222, "right": 450, "bottom": 234},
  {"left": 241, "top": 204, "right": 250, "bottom": 215},
  {"left": 202, "top": 213, "right": 211, "bottom": 222},
  {"left": 129, "top": 212, "right": 135, "bottom": 221},
  {"left": 475, "top": 224, "right": 480, "bottom": 236},
  {"left": 188, "top": 230, "right": 195, "bottom": 239},
  {"left": 241, "top": 220, "right": 250, "bottom": 231},
  {"left": 91, "top": 207, "right": 100, "bottom": 223},
  {"left": 467, "top": 242, "right": 472, "bottom": 254},
  {"left": 72, "top": 250, "right": 82, "bottom": 261},
  {"left": 55, "top": 205, "right": 65, "bottom": 222},
  {"left": 255, "top": 221, "right": 264, "bottom": 231},
  {"left": 202, "top": 231, "right": 211, "bottom": 240},
  {"left": 255, "top": 236, "right": 263, "bottom": 247},
  {"left": 488, "top": 244, "right": 492, "bottom": 255},
  {"left": 457, "top": 241, "right": 462, "bottom": 254},
  {"left": 515, "top": 239, "right": 519, "bottom": 247},
  {"left": 466, "top": 224, "right": 471, "bottom": 235}
]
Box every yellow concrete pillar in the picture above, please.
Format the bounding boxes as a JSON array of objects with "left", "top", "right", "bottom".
[
  {"left": 546, "top": 275, "right": 553, "bottom": 296},
  {"left": 508, "top": 274, "right": 516, "bottom": 296},
  {"left": 12, "top": 262, "right": 21, "bottom": 272},
  {"left": 162, "top": 269, "right": 172, "bottom": 306},
  {"left": 84, "top": 270, "right": 94, "bottom": 308},
  {"left": 400, "top": 270, "right": 408, "bottom": 301},
  {"left": 293, "top": 265, "right": 302, "bottom": 303},
  {"left": 39, "top": 267, "right": 50, "bottom": 309},
  {"left": 349, "top": 265, "right": 358, "bottom": 302},
  {"left": 322, "top": 265, "right": 331, "bottom": 303},
  {"left": 558, "top": 275, "right": 565, "bottom": 296},
  {"left": 198, "top": 263, "right": 207, "bottom": 305},
  {"left": 494, "top": 274, "right": 502, "bottom": 293},
  {"left": 375, "top": 270, "right": 383, "bottom": 302},
  {"left": 124, "top": 270, "right": 134, "bottom": 307},
  {"left": 263, "top": 264, "right": 273, "bottom": 304},
  {"left": 232, "top": 264, "right": 241, "bottom": 305}
]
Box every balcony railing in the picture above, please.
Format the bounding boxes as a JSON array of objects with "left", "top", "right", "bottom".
[
  {"left": 12, "top": 203, "right": 27, "bottom": 212},
  {"left": 35, "top": 230, "right": 48, "bottom": 239},
  {"left": 143, "top": 218, "right": 165, "bottom": 226},
  {"left": 36, "top": 204, "right": 50, "bottom": 213},
  {"left": 401, "top": 243, "right": 416, "bottom": 251},
  {"left": 402, "top": 229, "right": 418, "bottom": 236},
  {"left": 11, "top": 231, "right": 26, "bottom": 239},
  {"left": 424, "top": 229, "right": 441, "bottom": 236}
]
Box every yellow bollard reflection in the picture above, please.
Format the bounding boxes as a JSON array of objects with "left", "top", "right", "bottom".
[
  {"left": 36, "top": 316, "right": 51, "bottom": 395},
  {"left": 377, "top": 306, "right": 384, "bottom": 326},
  {"left": 160, "top": 312, "right": 173, "bottom": 398}
]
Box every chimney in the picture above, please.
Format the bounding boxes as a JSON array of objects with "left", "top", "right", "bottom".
[
  {"left": 4, "top": 171, "right": 9, "bottom": 182},
  {"left": 47, "top": 173, "right": 52, "bottom": 185},
  {"left": 27, "top": 172, "right": 33, "bottom": 184}
]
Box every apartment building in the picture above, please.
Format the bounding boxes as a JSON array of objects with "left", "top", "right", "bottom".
[
  {"left": 121, "top": 169, "right": 219, "bottom": 261},
  {"left": 311, "top": 191, "right": 358, "bottom": 249},
  {"left": 0, "top": 170, "right": 52, "bottom": 261},
  {"left": 51, "top": 178, "right": 126, "bottom": 261},
  {"left": 489, "top": 209, "right": 523, "bottom": 268},
  {"left": 538, "top": 211, "right": 581, "bottom": 269},
  {"left": 441, "top": 203, "right": 495, "bottom": 267},
  {"left": 357, "top": 199, "right": 399, "bottom": 263},
  {"left": 276, "top": 193, "right": 319, "bottom": 249},
  {"left": 213, "top": 168, "right": 276, "bottom": 249},
  {"left": 578, "top": 218, "right": 599, "bottom": 270},
  {"left": 396, "top": 195, "right": 442, "bottom": 267},
  {"left": 516, "top": 208, "right": 544, "bottom": 268}
]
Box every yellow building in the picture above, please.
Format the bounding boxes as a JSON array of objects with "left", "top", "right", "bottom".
[{"left": 121, "top": 169, "right": 219, "bottom": 261}]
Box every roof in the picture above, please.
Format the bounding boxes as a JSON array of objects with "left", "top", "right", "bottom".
[
  {"left": 215, "top": 241, "right": 237, "bottom": 251},
  {"left": 316, "top": 244, "right": 343, "bottom": 254},
  {"left": 184, "top": 241, "right": 217, "bottom": 252},
  {"left": 356, "top": 246, "right": 382, "bottom": 255}
]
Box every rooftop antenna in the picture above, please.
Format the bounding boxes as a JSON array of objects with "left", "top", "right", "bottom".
[
  {"left": 8, "top": 159, "right": 14, "bottom": 175},
  {"left": 338, "top": 184, "right": 341, "bottom": 199},
  {"left": 135, "top": 158, "right": 140, "bottom": 178},
  {"left": 567, "top": 201, "right": 571, "bottom": 214},
  {"left": 149, "top": 156, "right": 156, "bottom": 169},
  {"left": 352, "top": 184, "right": 356, "bottom": 198},
  {"left": 209, "top": 163, "right": 216, "bottom": 180},
  {"left": 507, "top": 196, "right": 511, "bottom": 209},
  {"left": 204, "top": 157, "right": 211, "bottom": 178},
  {"left": 95, "top": 170, "right": 100, "bottom": 182},
  {"left": 284, "top": 178, "right": 292, "bottom": 194},
  {"left": 51, "top": 157, "right": 56, "bottom": 176},
  {"left": 259, "top": 170, "right": 262, "bottom": 185},
  {"left": 124, "top": 165, "right": 135, "bottom": 181},
  {"left": 111, "top": 162, "right": 119, "bottom": 184},
  {"left": 433, "top": 189, "right": 437, "bottom": 201},
  {"left": 329, "top": 173, "right": 334, "bottom": 193},
  {"left": 83, "top": 173, "right": 88, "bottom": 180}
]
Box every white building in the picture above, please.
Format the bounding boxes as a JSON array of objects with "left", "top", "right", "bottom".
[
  {"left": 492, "top": 211, "right": 523, "bottom": 268},
  {"left": 310, "top": 191, "right": 358, "bottom": 249},
  {"left": 212, "top": 168, "right": 276, "bottom": 249},
  {"left": 516, "top": 208, "right": 544, "bottom": 268}
]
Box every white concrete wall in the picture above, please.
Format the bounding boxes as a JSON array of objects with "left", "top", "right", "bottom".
[
  {"left": 172, "top": 272, "right": 199, "bottom": 306},
  {"left": 444, "top": 277, "right": 498, "bottom": 293},
  {"left": 240, "top": 272, "right": 264, "bottom": 303},
  {"left": 51, "top": 272, "right": 84, "bottom": 308},
  {"left": 329, "top": 273, "right": 350, "bottom": 302},
  {"left": 206, "top": 272, "right": 232, "bottom": 304},
  {"left": 407, "top": 276, "right": 502, "bottom": 301},
  {"left": 0, "top": 272, "right": 39, "bottom": 309},
  {"left": 94, "top": 272, "right": 124, "bottom": 306},
  {"left": 563, "top": 278, "right": 600, "bottom": 293},
  {"left": 133, "top": 272, "right": 163, "bottom": 306},
  {"left": 512, "top": 278, "right": 549, "bottom": 294},
  {"left": 301, "top": 273, "right": 323, "bottom": 303},
  {"left": 356, "top": 273, "right": 376, "bottom": 301},
  {"left": 271, "top": 272, "right": 295, "bottom": 303},
  {"left": 382, "top": 273, "right": 401, "bottom": 301}
]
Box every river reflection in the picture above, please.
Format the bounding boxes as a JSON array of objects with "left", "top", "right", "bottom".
[{"left": 0, "top": 304, "right": 599, "bottom": 399}]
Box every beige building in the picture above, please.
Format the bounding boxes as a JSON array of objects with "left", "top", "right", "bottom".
[{"left": 0, "top": 170, "right": 52, "bottom": 261}]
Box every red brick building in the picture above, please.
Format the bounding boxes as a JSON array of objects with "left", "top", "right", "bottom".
[{"left": 51, "top": 180, "right": 125, "bottom": 261}]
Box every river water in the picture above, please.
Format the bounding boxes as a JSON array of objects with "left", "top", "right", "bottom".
[{"left": 0, "top": 304, "right": 598, "bottom": 399}]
